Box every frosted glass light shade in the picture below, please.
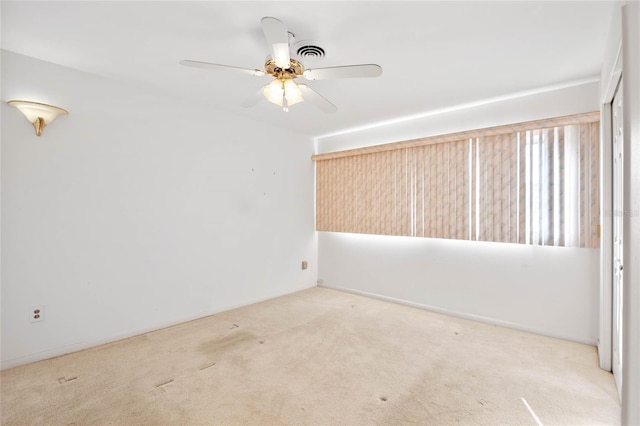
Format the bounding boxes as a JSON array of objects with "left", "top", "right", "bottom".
[
  {"left": 263, "top": 79, "right": 304, "bottom": 108},
  {"left": 283, "top": 80, "right": 303, "bottom": 105},
  {"left": 7, "top": 100, "right": 69, "bottom": 136}
]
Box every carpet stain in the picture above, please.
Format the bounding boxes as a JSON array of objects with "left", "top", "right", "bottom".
[
  {"left": 154, "top": 379, "right": 174, "bottom": 393},
  {"left": 198, "top": 331, "right": 256, "bottom": 356},
  {"left": 229, "top": 323, "right": 239, "bottom": 329},
  {"left": 57, "top": 376, "right": 78, "bottom": 384},
  {"left": 379, "top": 395, "right": 388, "bottom": 402}
]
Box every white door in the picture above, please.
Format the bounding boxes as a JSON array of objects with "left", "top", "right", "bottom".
[{"left": 612, "top": 80, "right": 624, "bottom": 397}]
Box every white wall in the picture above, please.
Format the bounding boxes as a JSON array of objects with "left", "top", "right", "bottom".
[
  {"left": 1, "top": 51, "right": 317, "bottom": 369},
  {"left": 316, "top": 81, "right": 601, "bottom": 345},
  {"left": 620, "top": 2, "right": 640, "bottom": 422},
  {"left": 316, "top": 80, "right": 599, "bottom": 154},
  {"left": 319, "top": 233, "right": 599, "bottom": 344}
]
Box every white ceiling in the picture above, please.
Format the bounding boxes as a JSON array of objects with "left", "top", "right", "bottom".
[{"left": 2, "top": 1, "right": 614, "bottom": 138}]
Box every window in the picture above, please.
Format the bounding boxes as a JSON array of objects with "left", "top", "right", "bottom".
[{"left": 313, "top": 112, "right": 600, "bottom": 248}]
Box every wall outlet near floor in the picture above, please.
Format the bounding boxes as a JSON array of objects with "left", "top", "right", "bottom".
[
  {"left": 30, "top": 306, "right": 44, "bottom": 323},
  {"left": 301, "top": 261, "right": 308, "bottom": 270}
]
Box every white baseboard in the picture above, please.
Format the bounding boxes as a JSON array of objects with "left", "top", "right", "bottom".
[{"left": 320, "top": 283, "right": 598, "bottom": 347}]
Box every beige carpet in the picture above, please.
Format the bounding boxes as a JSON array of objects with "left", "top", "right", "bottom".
[{"left": 1, "top": 287, "right": 619, "bottom": 425}]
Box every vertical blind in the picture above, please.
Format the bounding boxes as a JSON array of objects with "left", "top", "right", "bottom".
[{"left": 314, "top": 113, "right": 600, "bottom": 248}]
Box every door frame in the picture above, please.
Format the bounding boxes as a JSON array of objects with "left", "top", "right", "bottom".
[{"left": 598, "top": 42, "right": 622, "bottom": 372}]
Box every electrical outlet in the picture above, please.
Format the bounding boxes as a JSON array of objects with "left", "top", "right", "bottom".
[
  {"left": 30, "top": 306, "right": 44, "bottom": 323},
  {"left": 301, "top": 261, "right": 308, "bottom": 270}
]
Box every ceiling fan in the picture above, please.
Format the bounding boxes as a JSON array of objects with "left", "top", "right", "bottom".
[{"left": 180, "top": 17, "right": 382, "bottom": 113}]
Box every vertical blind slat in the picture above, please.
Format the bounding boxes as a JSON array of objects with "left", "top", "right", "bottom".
[
  {"left": 518, "top": 132, "right": 527, "bottom": 244},
  {"left": 509, "top": 133, "right": 519, "bottom": 243},
  {"left": 590, "top": 122, "right": 601, "bottom": 248},
  {"left": 471, "top": 139, "right": 478, "bottom": 241},
  {"left": 579, "top": 123, "right": 589, "bottom": 247},
  {"left": 557, "top": 127, "right": 566, "bottom": 247}
]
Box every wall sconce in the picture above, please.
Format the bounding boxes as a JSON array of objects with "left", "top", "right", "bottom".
[{"left": 7, "top": 100, "right": 68, "bottom": 136}]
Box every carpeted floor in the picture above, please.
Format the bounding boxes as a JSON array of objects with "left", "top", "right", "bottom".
[{"left": 1, "top": 287, "right": 620, "bottom": 425}]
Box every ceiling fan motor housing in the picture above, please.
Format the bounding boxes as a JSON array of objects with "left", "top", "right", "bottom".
[{"left": 265, "top": 58, "right": 305, "bottom": 79}]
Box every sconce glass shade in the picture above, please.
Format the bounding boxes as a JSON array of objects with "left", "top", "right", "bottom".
[
  {"left": 7, "top": 100, "right": 68, "bottom": 136},
  {"left": 263, "top": 79, "right": 304, "bottom": 108}
]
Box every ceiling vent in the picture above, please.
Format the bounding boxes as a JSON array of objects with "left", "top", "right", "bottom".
[{"left": 293, "top": 41, "right": 325, "bottom": 63}]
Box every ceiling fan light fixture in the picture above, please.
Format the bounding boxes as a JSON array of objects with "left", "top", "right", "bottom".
[
  {"left": 181, "top": 16, "right": 382, "bottom": 114},
  {"left": 263, "top": 79, "right": 303, "bottom": 109}
]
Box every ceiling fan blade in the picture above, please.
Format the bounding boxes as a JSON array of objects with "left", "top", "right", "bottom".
[
  {"left": 179, "top": 60, "right": 265, "bottom": 76},
  {"left": 261, "top": 17, "right": 291, "bottom": 69},
  {"left": 299, "top": 84, "right": 337, "bottom": 113},
  {"left": 303, "top": 64, "right": 383, "bottom": 80},
  {"left": 240, "top": 87, "right": 265, "bottom": 108}
]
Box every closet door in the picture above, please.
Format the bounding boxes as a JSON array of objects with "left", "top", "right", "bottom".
[{"left": 612, "top": 80, "right": 624, "bottom": 398}]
